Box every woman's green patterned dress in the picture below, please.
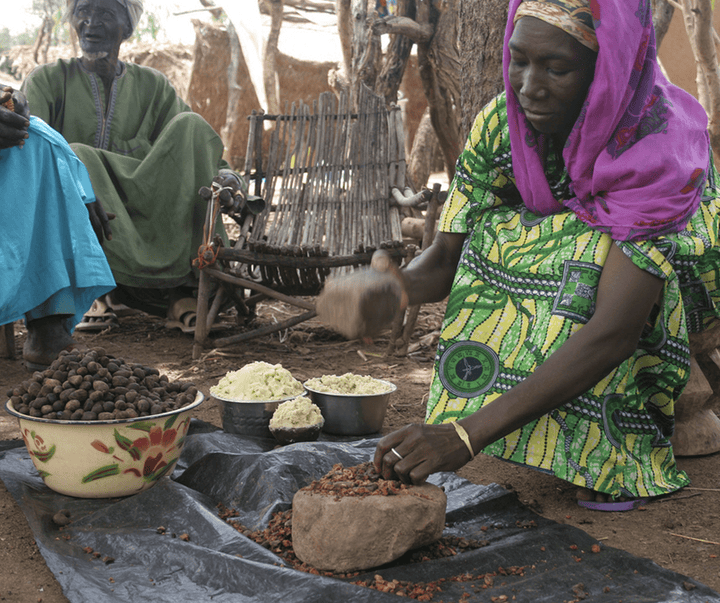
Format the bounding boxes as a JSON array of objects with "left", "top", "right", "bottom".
[{"left": 427, "top": 93, "right": 720, "bottom": 498}]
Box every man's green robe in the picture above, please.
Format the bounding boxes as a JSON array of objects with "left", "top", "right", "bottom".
[{"left": 23, "top": 58, "right": 227, "bottom": 290}]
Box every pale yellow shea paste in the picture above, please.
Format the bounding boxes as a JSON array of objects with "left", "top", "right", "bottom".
[
  {"left": 304, "top": 373, "right": 391, "bottom": 395},
  {"left": 269, "top": 396, "right": 323, "bottom": 428},
  {"left": 210, "top": 361, "right": 304, "bottom": 401}
]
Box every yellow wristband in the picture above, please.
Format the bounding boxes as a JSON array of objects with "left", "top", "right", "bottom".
[{"left": 452, "top": 421, "right": 475, "bottom": 460}]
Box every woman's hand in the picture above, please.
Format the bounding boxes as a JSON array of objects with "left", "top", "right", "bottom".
[
  {"left": 87, "top": 200, "right": 115, "bottom": 244},
  {"left": 374, "top": 422, "right": 473, "bottom": 485},
  {"left": 316, "top": 249, "right": 408, "bottom": 340},
  {"left": 0, "top": 86, "right": 30, "bottom": 150}
]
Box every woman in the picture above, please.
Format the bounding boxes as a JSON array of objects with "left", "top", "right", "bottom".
[
  {"left": 318, "top": 0, "right": 720, "bottom": 510},
  {"left": 21, "top": 0, "right": 241, "bottom": 329},
  {"left": 0, "top": 85, "right": 115, "bottom": 369}
]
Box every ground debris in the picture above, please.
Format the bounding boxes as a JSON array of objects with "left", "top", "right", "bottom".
[{"left": 216, "top": 498, "right": 499, "bottom": 599}]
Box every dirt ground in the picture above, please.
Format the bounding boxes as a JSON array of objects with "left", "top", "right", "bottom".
[{"left": 1, "top": 301, "right": 719, "bottom": 603}]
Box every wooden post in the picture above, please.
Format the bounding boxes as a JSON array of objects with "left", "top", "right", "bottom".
[
  {"left": 193, "top": 269, "right": 212, "bottom": 359},
  {"left": 1, "top": 323, "right": 15, "bottom": 359}
]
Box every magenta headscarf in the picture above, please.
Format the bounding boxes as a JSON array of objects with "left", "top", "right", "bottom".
[{"left": 503, "top": 0, "right": 710, "bottom": 241}]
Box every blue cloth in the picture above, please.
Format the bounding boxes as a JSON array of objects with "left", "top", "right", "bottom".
[{"left": 0, "top": 116, "right": 115, "bottom": 328}]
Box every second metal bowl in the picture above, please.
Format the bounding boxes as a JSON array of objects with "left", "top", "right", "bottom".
[{"left": 303, "top": 379, "right": 396, "bottom": 436}]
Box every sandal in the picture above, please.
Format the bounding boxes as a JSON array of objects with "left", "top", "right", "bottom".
[
  {"left": 75, "top": 298, "right": 119, "bottom": 332},
  {"left": 102, "top": 293, "right": 142, "bottom": 318},
  {"left": 165, "top": 297, "right": 231, "bottom": 335},
  {"left": 577, "top": 497, "right": 650, "bottom": 512}
]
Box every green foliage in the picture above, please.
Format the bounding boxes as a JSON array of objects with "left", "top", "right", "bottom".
[
  {"left": 131, "top": 11, "right": 162, "bottom": 42},
  {"left": 0, "top": 27, "right": 37, "bottom": 52},
  {"left": 30, "top": 0, "right": 66, "bottom": 17},
  {"left": 0, "top": 27, "right": 38, "bottom": 78}
]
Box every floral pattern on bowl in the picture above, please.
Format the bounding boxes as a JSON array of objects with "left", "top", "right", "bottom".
[{"left": 7, "top": 393, "right": 203, "bottom": 499}]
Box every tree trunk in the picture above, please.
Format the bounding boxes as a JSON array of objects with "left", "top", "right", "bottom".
[
  {"left": 407, "top": 107, "right": 439, "bottom": 190},
  {"left": 416, "top": 0, "right": 461, "bottom": 181},
  {"left": 651, "top": 0, "right": 675, "bottom": 48},
  {"left": 350, "top": 0, "right": 381, "bottom": 109},
  {"left": 336, "top": 0, "right": 353, "bottom": 78},
  {"left": 680, "top": 0, "right": 720, "bottom": 158},
  {"left": 458, "top": 0, "right": 508, "bottom": 140},
  {"left": 264, "top": 0, "right": 284, "bottom": 114},
  {"left": 374, "top": 0, "right": 416, "bottom": 106},
  {"left": 32, "top": 16, "right": 53, "bottom": 65},
  {"left": 221, "top": 20, "right": 245, "bottom": 163}
]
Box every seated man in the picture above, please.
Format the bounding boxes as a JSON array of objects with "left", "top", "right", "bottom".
[
  {"left": 0, "top": 85, "right": 115, "bottom": 370},
  {"left": 22, "top": 0, "right": 241, "bottom": 330}
]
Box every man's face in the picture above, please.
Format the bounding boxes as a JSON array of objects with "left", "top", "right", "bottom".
[{"left": 71, "top": 0, "right": 130, "bottom": 60}]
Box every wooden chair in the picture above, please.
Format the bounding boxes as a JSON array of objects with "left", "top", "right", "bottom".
[{"left": 192, "top": 85, "right": 420, "bottom": 358}]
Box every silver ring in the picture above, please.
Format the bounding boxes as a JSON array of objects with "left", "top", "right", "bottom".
[{"left": 391, "top": 447, "right": 403, "bottom": 461}]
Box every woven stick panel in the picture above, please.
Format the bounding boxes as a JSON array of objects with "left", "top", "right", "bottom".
[{"left": 241, "top": 85, "right": 406, "bottom": 295}]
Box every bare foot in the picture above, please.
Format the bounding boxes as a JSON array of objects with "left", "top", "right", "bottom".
[
  {"left": 23, "top": 315, "right": 76, "bottom": 369},
  {"left": 576, "top": 488, "right": 651, "bottom": 511},
  {"left": 576, "top": 488, "right": 613, "bottom": 503}
]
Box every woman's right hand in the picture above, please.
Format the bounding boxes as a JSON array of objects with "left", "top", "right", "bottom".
[
  {"left": 374, "top": 422, "right": 473, "bottom": 485},
  {"left": 0, "top": 86, "right": 30, "bottom": 150},
  {"left": 316, "top": 249, "right": 408, "bottom": 340}
]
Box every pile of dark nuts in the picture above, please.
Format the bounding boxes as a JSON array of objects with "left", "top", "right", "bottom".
[
  {"left": 301, "top": 461, "right": 410, "bottom": 498},
  {"left": 7, "top": 348, "right": 198, "bottom": 421}
]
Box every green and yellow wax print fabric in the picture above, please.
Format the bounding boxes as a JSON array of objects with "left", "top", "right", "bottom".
[
  {"left": 22, "top": 58, "right": 228, "bottom": 289},
  {"left": 428, "top": 93, "right": 720, "bottom": 498}
]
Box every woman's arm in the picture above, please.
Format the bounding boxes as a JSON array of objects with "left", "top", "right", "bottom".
[
  {"left": 401, "top": 232, "right": 466, "bottom": 306},
  {"left": 375, "top": 242, "right": 664, "bottom": 484}
]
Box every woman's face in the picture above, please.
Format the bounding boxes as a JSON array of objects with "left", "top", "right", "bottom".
[
  {"left": 508, "top": 16, "right": 597, "bottom": 140},
  {"left": 71, "top": 0, "right": 131, "bottom": 60}
]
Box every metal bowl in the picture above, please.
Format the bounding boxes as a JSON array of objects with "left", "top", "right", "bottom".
[
  {"left": 303, "top": 379, "right": 396, "bottom": 435},
  {"left": 213, "top": 393, "right": 307, "bottom": 438}
]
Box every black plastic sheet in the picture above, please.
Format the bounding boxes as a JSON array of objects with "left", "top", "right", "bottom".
[{"left": 1, "top": 420, "right": 718, "bottom": 603}]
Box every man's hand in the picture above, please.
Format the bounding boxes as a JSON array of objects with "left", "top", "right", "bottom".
[
  {"left": 0, "top": 86, "right": 30, "bottom": 150},
  {"left": 87, "top": 200, "right": 115, "bottom": 244},
  {"left": 211, "top": 169, "right": 244, "bottom": 211},
  {"left": 214, "top": 169, "right": 244, "bottom": 194}
]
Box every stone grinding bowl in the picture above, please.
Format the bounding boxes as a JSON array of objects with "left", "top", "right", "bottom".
[
  {"left": 302, "top": 379, "right": 397, "bottom": 435},
  {"left": 4, "top": 392, "right": 204, "bottom": 498},
  {"left": 212, "top": 392, "right": 307, "bottom": 438},
  {"left": 269, "top": 418, "right": 324, "bottom": 446}
]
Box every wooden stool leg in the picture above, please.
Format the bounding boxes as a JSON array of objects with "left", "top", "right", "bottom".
[
  {"left": 1, "top": 322, "right": 17, "bottom": 359},
  {"left": 193, "top": 270, "right": 212, "bottom": 360},
  {"left": 671, "top": 355, "right": 720, "bottom": 456}
]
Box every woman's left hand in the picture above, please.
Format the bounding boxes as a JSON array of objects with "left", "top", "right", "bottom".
[{"left": 374, "top": 422, "right": 473, "bottom": 485}]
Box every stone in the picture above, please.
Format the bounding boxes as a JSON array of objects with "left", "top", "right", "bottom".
[{"left": 291, "top": 483, "right": 447, "bottom": 572}]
